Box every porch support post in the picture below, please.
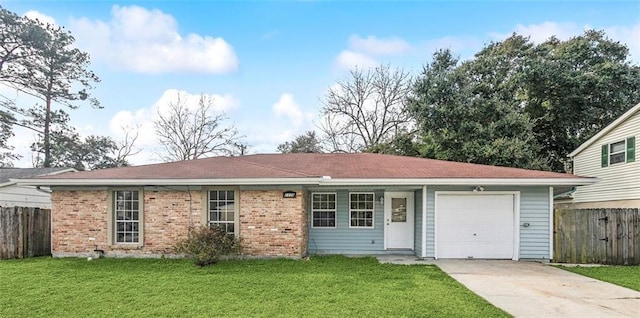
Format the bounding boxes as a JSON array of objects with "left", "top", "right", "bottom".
[
  {"left": 549, "top": 186, "right": 554, "bottom": 260},
  {"left": 421, "top": 185, "right": 427, "bottom": 258}
]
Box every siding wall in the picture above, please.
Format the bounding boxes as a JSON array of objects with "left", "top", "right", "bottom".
[
  {"left": 573, "top": 110, "right": 640, "bottom": 203},
  {"left": 308, "top": 189, "right": 385, "bottom": 254},
  {"left": 0, "top": 185, "right": 53, "bottom": 208},
  {"left": 425, "top": 185, "right": 551, "bottom": 260},
  {"left": 414, "top": 189, "right": 423, "bottom": 256}
]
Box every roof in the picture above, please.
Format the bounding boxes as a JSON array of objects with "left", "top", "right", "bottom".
[
  {"left": 569, "top": 102, "right": 640, "bottom": 157},
  {"left": 15, "top": 153, "right": 595, "bottom": 187},
  {"left": 0, "top": 167, "right": 76, "bottom": 185}
]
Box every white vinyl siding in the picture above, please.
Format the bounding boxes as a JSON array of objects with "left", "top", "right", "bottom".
[
  {"left": 0, "top": 185, "right": 53, "bottom": 208},
  {"left": 573, "top": 110, "right": 640, "bottom": 203}
]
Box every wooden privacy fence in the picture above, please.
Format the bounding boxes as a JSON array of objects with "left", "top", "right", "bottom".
[
  {"left": 554, "top": 208, "right": 640, "bottom": 265},
  {"left": 0, "top": 207, "right": 51, "bottom": 259}
]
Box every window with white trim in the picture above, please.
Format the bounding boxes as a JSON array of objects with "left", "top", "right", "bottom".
[
  {"left": 349, "top": 192, "right": 374, "bottom": 228},
  {"left": 114, "top": 190, "right": 141, "bottom": 244},
  {"left": 601, "top": 136, "right": 635, "bottom": 167},
  {"left": 311, "top": 193, "right": 336, "bottom": 228},
  {"left": 208, "top": 190, "right": 236, "bottom": 235}
]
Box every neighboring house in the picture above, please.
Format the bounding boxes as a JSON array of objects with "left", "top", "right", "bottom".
[
  {"left": 567, "top": 102, "right": 640, "bottom": 208},
  {"left": 0, "top": 167, "right": 76, "bottom": 208},
  {"left": 17, "top": 153, "right": 593, "bottom": 260}
]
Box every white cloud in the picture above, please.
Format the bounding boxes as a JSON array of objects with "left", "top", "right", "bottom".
[
  {"left": 108, "top": 89, "right": 239, "bottom": 164},
  {"left": 335, "top": 34, "right": 412, "bottom": 71},
  {"left": 335, "top": 50, "right": 379, "bottom": 70},
  {"left": 272, "top": 93, "right": 307, "bottom": 128},
  {"left": 69, "top": 5, "right": 238, "bottom": 74},
  {"left": 348, "top": 35, "right": 411, "bottom": 56},
  {"left": 23, "top": 10, "right": 56, "bottom": 26}
]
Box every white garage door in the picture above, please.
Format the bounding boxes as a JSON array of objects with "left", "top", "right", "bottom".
[{"left": 436, "top": 193, "right": 517, "bottom": 259}]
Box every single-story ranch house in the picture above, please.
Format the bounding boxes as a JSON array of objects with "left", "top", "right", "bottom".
[{"left": 17, "top": 153, "right": 595, "bottom": 261}]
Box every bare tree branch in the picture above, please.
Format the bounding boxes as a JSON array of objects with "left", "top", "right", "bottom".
[
  {"left": 154, "top": 92, "right": 243, "bottom": 161},
  {"left": 317, "top": 65, "right": 413, "bottom": 152}
]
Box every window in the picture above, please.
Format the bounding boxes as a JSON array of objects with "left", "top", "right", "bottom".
[
  {"left": 208, "top": 190, "right": 236, "bottom": 235},
  {"left": 349, "top": 193, "right": 374, "bottom": 228},
  {"left": 311, "top": 193, "right": 336, "bottom": 228},
  {"left": 114, "top": 190, "right": 141, "bottom": 244},
  {"left": 602, "top": 137, "right": 635, "bottom": 167},
  {"left": 609, "top": 140, "right": 626, "bottom": 164}
]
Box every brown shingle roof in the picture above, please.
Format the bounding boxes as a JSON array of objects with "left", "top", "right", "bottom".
[{"left": 39, "top": 153, "right": 581, "bottom": 180}]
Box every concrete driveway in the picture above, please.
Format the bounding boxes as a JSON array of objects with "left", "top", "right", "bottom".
[{"left": 434, "top": 260, "right": 640, "bottom": 317}]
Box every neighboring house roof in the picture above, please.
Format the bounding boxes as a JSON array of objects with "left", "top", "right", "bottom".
[
  {"left": 569, "top": 102, "right": 640, "bottom": 157},
  {"left": 0, "top": 167, "right": 76, "bottom": 187},
  {"left": 15, "top": 153, "right": 595, "bottom": 186}
]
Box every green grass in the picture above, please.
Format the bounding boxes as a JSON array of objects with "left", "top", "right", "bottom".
[
  {"left": 559, "top": 265, "right": 640, "bottom": 292},
  {"left": 0, "top": 256, "right": 507, "bottom": 317}
]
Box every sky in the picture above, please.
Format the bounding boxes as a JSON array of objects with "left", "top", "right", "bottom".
[{"left": 2, "top": 0, "right": 639, "bottom": 167}]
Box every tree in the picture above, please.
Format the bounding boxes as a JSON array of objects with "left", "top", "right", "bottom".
[
  {"left": 154, "top": 92, "right": 242, "bottom": 161},
  {"left": 0, "top": 10, "right": 100, "bottom": 167},
  {"left": 17, "top": 22, "right": 100, "bottom": 167},
  {"left": 0, "top": 7, "right": 47, "bottom": 84},
  {"left": 318, "top": 65, "right": 414, "bottom": 152},
  {"left": 522, "top": 30, "right": 640, "bottom": 171},
  {"left": 27, "top": 106, "right": 133, "bottom": 170},
  {"left": 409, "top": 46, "right": 548, "bottom": 170},
  {"left": 409, "top": 31, "right": 640, "bottom": 171},
  {"left": 277, "top": 131, "right": 323, "bottom": 153},
  {"left": 0, "top": 107, "right": 17, "bottom": 166}
]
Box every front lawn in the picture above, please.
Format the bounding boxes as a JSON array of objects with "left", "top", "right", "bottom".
[
  {"left": 0, "top": 256, "right": 507, "bottom": 317},
  {"left": 559, "top": 265, "right": 640, "bottom": 292}
]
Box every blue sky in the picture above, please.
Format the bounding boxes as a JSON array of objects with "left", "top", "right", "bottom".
[{"left": 2, "top": 0, "right": 639, "bottom": 166}]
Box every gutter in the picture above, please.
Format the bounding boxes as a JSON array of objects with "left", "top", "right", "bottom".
[{"left": 14, "top": 176, "right": 598, "bottom": 187}]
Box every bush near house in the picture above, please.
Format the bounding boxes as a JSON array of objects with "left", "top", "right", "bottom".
[{"left": 173, "top": 225, "right": 241, "bottom": 266}]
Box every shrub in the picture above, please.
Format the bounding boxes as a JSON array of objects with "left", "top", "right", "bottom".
[{"left": 174, "top": 225, "right": 241, "bottom": 266}]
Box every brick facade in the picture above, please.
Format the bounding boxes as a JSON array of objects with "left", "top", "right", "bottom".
[
  {"left": 239, "top": 190, "right": 307, "bottom": 257},
  {"left": 50, "top": 188, "right": 308, "bottom": 258}
]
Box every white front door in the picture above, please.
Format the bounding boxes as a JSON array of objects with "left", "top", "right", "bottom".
[{"left": 384, "top": 192, "right": 415, "bottom": 249}]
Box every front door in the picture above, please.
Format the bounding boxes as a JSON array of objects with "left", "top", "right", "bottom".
[{"left": 384, "top": 192, "right": 415, "bottom": 249}]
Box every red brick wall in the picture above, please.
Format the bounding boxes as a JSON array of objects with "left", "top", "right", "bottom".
[
  {"left": 51, "top": 190, "right": 108, "bottom": 255},
  {"left": 51, "top": 188, "right": 307, "bottom": 258},
  {"left": 239, "top": 190, "right": 307, "bottom": 257}
]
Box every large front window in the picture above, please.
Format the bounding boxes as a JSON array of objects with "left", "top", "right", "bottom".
[
  {"left": 349, "top": 193, "right": 374, "bottom": 228},
  {"left": 114, "top": 190, "right": 140, "bottom": 243},
  {"left": 208, "top": 190, "right": 236, "bottom": 235},
  {"left": 311, "top": 193, "right": 336, "bottom": 228}
]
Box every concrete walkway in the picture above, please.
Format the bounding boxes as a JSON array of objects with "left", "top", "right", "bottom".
[{"left": 433, "top": 260, "right": 640, "bottom": 317}]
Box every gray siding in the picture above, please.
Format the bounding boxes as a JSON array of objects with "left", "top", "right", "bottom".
[
  {"left": 308, "top": 190, "right": 385, "bottom": 254},
  {"left": 425, "top": 185, "right": 551, "bottom": 260},
  {"left": 413, "top": 189, "right": 423, "bottom": 256}
]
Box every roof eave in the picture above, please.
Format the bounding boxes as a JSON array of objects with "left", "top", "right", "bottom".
[
  {"left": 319, "top": 178, "right": 598, "bottom": 186},
  {"left": 569, "top": 102, "right": 640, "bottom": 157},
  {"left": 15, "top": 177, "right": 598, "bottom": 187},
  {"left": 14, "top": 177, "right": 326, "bottom": 187}
]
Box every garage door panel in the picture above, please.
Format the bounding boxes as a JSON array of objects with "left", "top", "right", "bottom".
[{"left": 436, "top": 194, "right": 515, "bottom": 259}]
